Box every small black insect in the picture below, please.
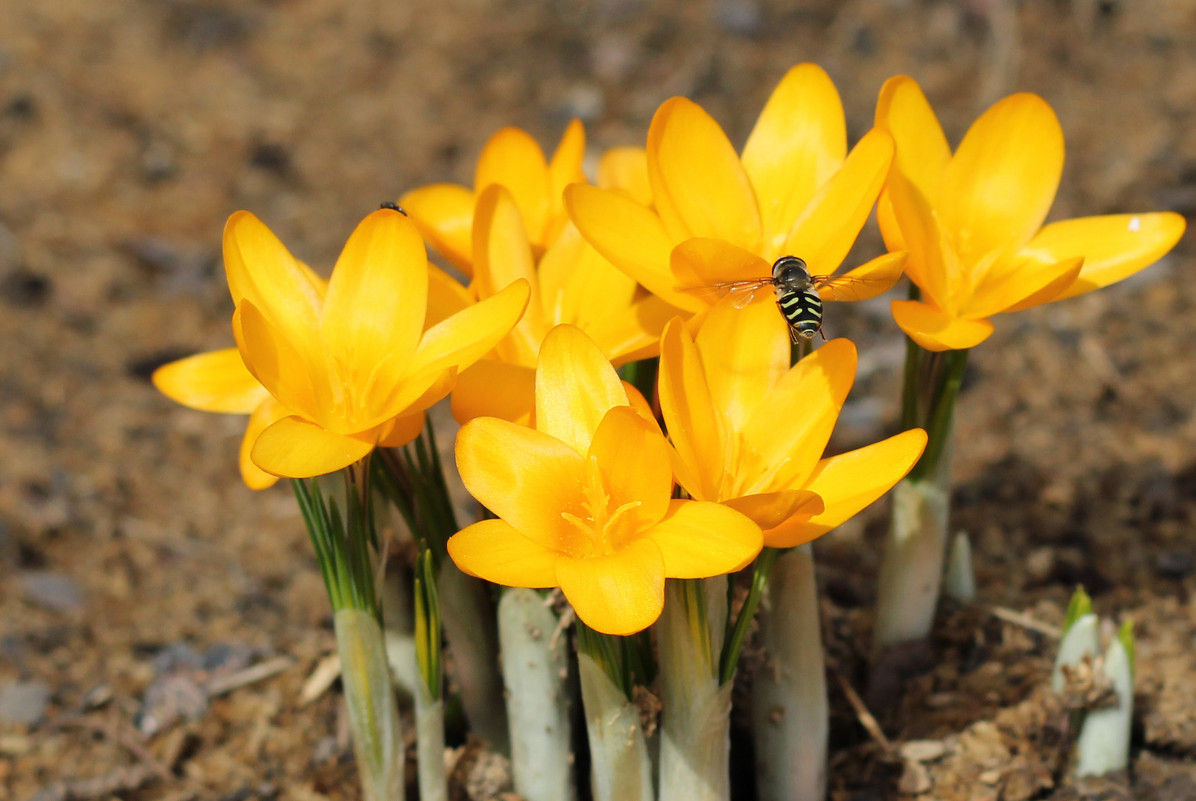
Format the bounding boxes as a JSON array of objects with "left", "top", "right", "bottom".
[{"left": 379, "top": 202, "right": 407, "bottom": 215}]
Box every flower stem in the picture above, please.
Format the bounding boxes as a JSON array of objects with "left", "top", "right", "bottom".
[
  {"left": 377, "top": 428, "right": 511, "bottom": 755},
  {"left": 720, "top": 548, "right": 779, "bottom": 684},
  {"left": 658, "top": 579, "right": 731, "bottom": 801},
  {"left": 335, "top": 608, "right": 406, "bottom": 801},
  {"left": 413, "top": 549, "right": 447, "bottom": 801},
  {"left": 437, "top": 561, "right": 510, "bottom": 754},
  {"left": 751, "top": 545, "right": 826, "bottom": 801},
  {"left": 908, "top": 348, "right": 968, "bottom": 483},
  {"left": 378, "top": 563, "right": 418, "bottom": 700},
  {"left": 576, "top": 630, "right": 654, "bottom": 801},
  {"left": 873, "top": 346, "right": 968, "bottom": 652},
  {"left": 872, "top": 456, "right": 953, "bottom": 653},
  {"left": 498, "top": 589, "right": 577, "bottom": 801}
]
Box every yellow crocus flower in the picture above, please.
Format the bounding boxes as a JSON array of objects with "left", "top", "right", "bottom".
[
  {"left": 876, "top": 76, "right": 1186, "bottom": 351},
  {"left": 400, "top": 120, "right": 590, "bottom": 275},
  {"left": 565, "top": 63, "right": 906, "bottom": 318},
  {"left": 156, "top": 207, "right": 529, "bottom": 483},
  {"left": 450, "top": 184, "right": 680, "bottom": 424},
  {"left": 447, "top": 325, "right": 762, "bottom": 636},
  {"left": 658, "top": 298, "right": 927, "bottom": 548}
]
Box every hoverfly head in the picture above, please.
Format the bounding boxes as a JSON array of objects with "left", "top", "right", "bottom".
[{"left": 772, "top": 256, "right": 810, "bottom": 289}]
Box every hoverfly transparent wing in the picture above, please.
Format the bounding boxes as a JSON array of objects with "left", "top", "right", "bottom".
[
  {"left": 712, "top": 277, "right": 776, "bottom": 309},
  {"left": 810, "top": 273, "right": 887, "bottom": 303}
]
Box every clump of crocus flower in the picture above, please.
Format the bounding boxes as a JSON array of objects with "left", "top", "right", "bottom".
[{"left": 153, "top": 62, "right": 1183, "bottom": 801}]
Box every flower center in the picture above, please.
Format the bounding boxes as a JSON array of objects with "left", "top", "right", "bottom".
[{"left": 560, "top": 456, "right": 642, "bottom": 558}]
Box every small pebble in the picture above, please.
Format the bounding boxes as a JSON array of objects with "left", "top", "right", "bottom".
[
  {"left": 20, "top": 571, "right": 83, "bottom": 613},
  {"left": 899, "top": 739, "right": 948, "bottom": 762},
  {"left": 713, "top": 0, "right": 763, "bottom": 35},
  {"left": 898, "top": 759, "right": 932, "bottom": 794},
  {"left": 0, "top": 680, "right": 50, "bottom": 726}
]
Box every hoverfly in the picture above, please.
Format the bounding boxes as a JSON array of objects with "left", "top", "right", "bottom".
[{"left": 707, "top": 256, "right": 867, "bottom": 342}]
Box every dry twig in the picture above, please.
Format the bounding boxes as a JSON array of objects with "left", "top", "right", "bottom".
[{"left": 834, "top": 671, "right": 894, "bottom": 753}]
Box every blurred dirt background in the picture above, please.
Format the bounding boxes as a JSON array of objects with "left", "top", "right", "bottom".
[{"left": 1, "top": 1, "right": 1194, "bottom": 799}]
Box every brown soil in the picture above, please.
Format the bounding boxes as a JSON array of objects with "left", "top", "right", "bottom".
[{"left": 1, "top": 1, "right": 1194, "bottom": 799}]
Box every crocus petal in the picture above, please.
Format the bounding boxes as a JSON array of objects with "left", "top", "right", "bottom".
[
  {"left": 589, "top": 407, "right": 673, "bottom": 537},
  {"left": 556, "top": 539, "right": 666, "bottom": 636},
  {"left": 738, "top": 338, "right": 856, "bottom": 492},
  {"left": 765, "top": 428, "right": 927, "bottom": 548},
  {"left": 585, "top": 294, "right": 679, "bottom": 366},
  {"left": 153, "top": 348, "right": 269, "bottom": 414},
  {"left": 251, "top": 415, "right": 376, "bottom": 478},
  {"left": 235, "top": 301, "right": 323, "bottom": 422},
  {"left": 968, "top": 256, "right": 1083, "bottom": 319},
  {"left": 890, "top": 299, "right": 994, "bottom": 352},
  {"left": 537, "top": 226, "right": 637, "bottom": 331},
  {"left": 223, "top": 211, "right": 324, "bottom": 355},
  {"left": 427, "top": 264, "right": 475, "bottom": 328},
  {"left": 397, "top": 279, "right": 531, "bottom": 413},
  {"left": 876, "top": 192, "right": 908, "bottom": 255},
  {"left": 1002, "top": 258, "right": 1086, "bottom": 314},
  {"left": 722, "top": 490, "right": 823, "bottom": 530},
  {"left": 473, "top": 186, "right": 543, "bottom": 363},
  {"left": 535, "top": 325, "right": 628, "bottom": 455},
  {"left": 392, "top": 369, "right": 457, "bottom": 418},
  {"left": 1021, "top": 212, "right": 1187, "bottom": 300},
  {"left": 940, "top": 93, "right": 1064, "bottom": 264},
  {"left": 399, "top": 183, "right": 477, "bottom": 275},
  {"left": 564, "top": 184, "right": 689, "bottom": 310},
  {"left": 546, "top": 119, "right": 587, "bottom": 243},
  {"left": 742, "top": 63, "right": 847, "bottom": 248},
  {"left": 647, "top": 97, "right": 762, "bottom": 250},
  {"left": 696, "top": 297, "right": 789, "bottom": 433},
  {"left": 821, "top": 251, "right": 907, "bottom": 302},
  {"left": 783, "top": 128, "right": 893, "bottom": 275},
  {"left": 239, "top": 396, "right": 288, "bottom": 490},
  {"left": 597, "top": 146, "right": 652, "bottom": 205},
  {"left": 670, "top": 238, "right": 773, "bottom": 294},
  {"left": 320, "top": 208, "right": 428, "bottom": 390},
  {"left": 645, "top": 499, "right": 763, "bottom": 578},
  {"left": 476, "top": 127, "right": 551, "bottom": 243},
  {"left": 377, "top": 412, "right": 426, "bottom": 448},
  {"left": 874, "top": 76, "right": 951, "bottom": 212},
  {"left": 448, "top": 519, "right": 559, "bottom": 588},
  {"left": 622, "top": 382, "right": 660, "bottom": 432},
  {"left": 658, "top": 318, "right": 725, "bottom": 500},
  {"left": 452, "top": 360, "right": 536, "bottom": 425},
  {"left": 455, "top": 416, "right": 588, "bottom": 552},
  {"left": 884, "top": 167, "right": 951, "bottom": 309}
]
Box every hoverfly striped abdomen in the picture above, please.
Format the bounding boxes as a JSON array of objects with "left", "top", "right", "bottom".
[
  {"left": 772, "top": 256, "right": 822, "bottom": 342},
  {"left": 776, "top": 285, "right": 823, "bottom": 341}
]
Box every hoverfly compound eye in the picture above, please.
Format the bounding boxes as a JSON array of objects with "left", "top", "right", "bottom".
[{"left": 772, "top": 256, "right": 808, "bottom": 286}]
